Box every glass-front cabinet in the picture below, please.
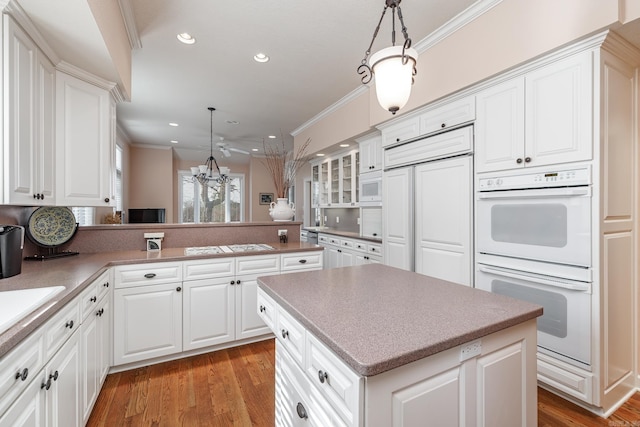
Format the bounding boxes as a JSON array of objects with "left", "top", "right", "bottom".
[{"left": 311, "top": 149, "right": 359, "bottom": 208}]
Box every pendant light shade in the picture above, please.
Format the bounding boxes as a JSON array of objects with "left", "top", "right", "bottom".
[
  {"left": 357, "top": 0, "right": 417, "bottom": 115},
  {"left": 370, "top": 45, "right": 417, "bottom": 114}
]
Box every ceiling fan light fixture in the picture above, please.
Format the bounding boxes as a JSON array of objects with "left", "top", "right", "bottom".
[
  {"left": 177, "top": 33, "right": 196, "bottom": 45},
  {"left": 357, "top": 0, "right": 417, "bottom": 115}
]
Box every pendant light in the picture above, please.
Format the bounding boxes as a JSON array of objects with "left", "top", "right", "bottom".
[
  {"left": 357, "top": 0, "right": 417, "bottom": 115},
  {"left": 191, "top": 107, "right": 231, "bottom": 186}
]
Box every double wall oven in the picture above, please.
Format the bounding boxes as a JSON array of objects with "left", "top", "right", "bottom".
[{"left": 476, "top": 166, "right": 592, "bottom": 368}]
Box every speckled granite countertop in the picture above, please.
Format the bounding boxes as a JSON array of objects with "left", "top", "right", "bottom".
[
  {"left": 304, "top": 227, "right": 382, "bottom": 243},
  {"left": 258, "top": 264, "right": 542, "bottom": 377},
  {"left": 0, "top": 242, "right": 322, "bottom": 359}
]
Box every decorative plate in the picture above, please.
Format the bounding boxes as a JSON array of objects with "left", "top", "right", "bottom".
[{"left": 27, "top": 207, "right": 78, "bottom": 247}]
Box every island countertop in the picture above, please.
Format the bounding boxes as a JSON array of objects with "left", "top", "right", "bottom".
[{"left": 257, "top": 264, "right": 543, "bottom": 376}]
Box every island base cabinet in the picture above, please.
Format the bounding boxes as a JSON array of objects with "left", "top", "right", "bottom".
[
  {"left": 364, "top": 319, "right": 537, "bottom": 427},
  {"left": 0, "top": 371, "right": 45, "bottom": 427},
  {"left": 113, "top": 283, "right": 182, "bottom": 366}
]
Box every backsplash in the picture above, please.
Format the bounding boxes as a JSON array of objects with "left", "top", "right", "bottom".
[{"left": 321, "top": 208, "right": 359, "bottom": 232}]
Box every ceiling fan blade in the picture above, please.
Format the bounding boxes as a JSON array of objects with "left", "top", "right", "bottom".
[
  {"left": 229, "top": 147, "right": 250, "bottom": 155},
  {"left": 221, "top": 148, "right": 231, "bottom": 157}
]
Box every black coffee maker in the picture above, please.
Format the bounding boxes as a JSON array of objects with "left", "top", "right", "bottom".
[{"left": 0, "top": 225, "right": 24, "bottom": 278}]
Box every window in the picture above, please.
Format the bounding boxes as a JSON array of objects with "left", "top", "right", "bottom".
[
  {"left": 178, "top": 171, "right": 244, "bottom": 223},
  {"left": 72, "top": 207, "right": 95, "bottom": 225}
]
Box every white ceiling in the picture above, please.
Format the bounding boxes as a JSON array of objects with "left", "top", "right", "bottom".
[{"left": 19, "top": 0, "right": 481, "bottom": 165}]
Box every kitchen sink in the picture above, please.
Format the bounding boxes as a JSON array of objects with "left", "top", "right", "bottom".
[{"left": 0, "top": 286, "right": 65, "bottom": 335}]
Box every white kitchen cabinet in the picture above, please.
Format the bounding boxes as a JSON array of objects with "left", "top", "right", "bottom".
[
  {"left": 43, "top": 329, "right": 82, "bottom": 427},
  {"left": 357, "top": 133, "right": 382, "bottom": 173},
  {"left": 81, "top": 294, "right": 110, "bottom": 424},
  {"left": 3, "top": 15, "right": 56, "bottom": 205},
  {"left": 380, "top": 116, "right": 420, "bottom": 148},
  {"left": 183, "top": 277, "right": 234, "bottom": 351},
  {"left": 56, "top": 71, "right": 115, "bottom": 207},
  {"left": 235, "top": 272, "right": 279, "bottom": 340},
  {"left": 382, "top": 167, "right": 413, "bottom": 271},
  {"left": 319, "top": 234, "right": 381, "bottom": 269},
  {"left": 475, "top": 51, "right": 593, "bottom": 173},
  {"left": 311, "top": 149, "right": 359, "bottom": 207},
  {"left": 0, "top": 368, "right": 45, "bottom": 427},
  {"left": 113, "top": 282, "right": 183, "bottom": 365},
  {"left": 414, "top": 156, "right": 472, "bottom": 286}
]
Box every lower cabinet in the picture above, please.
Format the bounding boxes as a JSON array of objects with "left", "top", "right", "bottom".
[{"left": 319, "top": 234, "right": 382, "bottom": 269}]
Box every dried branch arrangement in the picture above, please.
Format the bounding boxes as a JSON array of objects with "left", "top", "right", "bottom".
[{"left": 262, "top": 137, "right": 312, "bottom": 198}]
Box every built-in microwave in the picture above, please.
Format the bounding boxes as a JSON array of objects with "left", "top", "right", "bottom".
[{"left": 359, "top": 171, "right": 382, "bottom": 206}]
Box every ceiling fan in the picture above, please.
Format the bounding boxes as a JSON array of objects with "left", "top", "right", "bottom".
[{"left": 216, "top": 137, "right": 250, "bottom": 157}]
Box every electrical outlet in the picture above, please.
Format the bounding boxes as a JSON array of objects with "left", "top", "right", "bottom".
[
  {"left": 357, "top": 217, "right": 361, "bottom": 225},
  {"left": 336, "top": 216, "right": 340, "bottom": 223},
  {"left": 324, "top": 215, "right": 327, "bottom": 223},
  {"left": 278, "top": 229, "right": 287, "bottom": 236},
  {"left": 459, "top": 340, "right": 482, "bottom": 362}
]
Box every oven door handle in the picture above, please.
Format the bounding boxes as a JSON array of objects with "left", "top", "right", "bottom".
[
  {"left": 477, "top": 187, "right": 590, "bottom": 199},
  {"left": 478, "top": 265, "right": 591, "bottom": 292}
]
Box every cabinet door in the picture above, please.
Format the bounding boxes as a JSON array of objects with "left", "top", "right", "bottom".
[
  {"left": 326, "top": 246, "right": 340, "bottom": 269},
  {"left": 358, "top": 135, "right": 382, "bottom": 173},
  {"left": 311, "top": 163, "right": 320, "bottom": 207},
  {"left": 475, "top": 77, "right": 525, "bottom": 173},
  {"left": 81, "top": 296, "right": 110, "bottom": 423},
  {"left": 339, "top": 250, "right": 354, "bottom": 268},
  {"left": 330, "top": 158, "right": 340, "bottom": 205},
  {"left": 320, "top": 161, "right": 329, "bottom": 206},
  {"left": 4, "top": 16, "right": 36, "bottom": 205},
  {"left": 341, "top": 153, "right": 355, "bottom": 206},
  {"left": 383, "top": 167, "right": 413, "bottom": 271},
  {"left": 235, "top": 273, "right": 278, "bottom": 340},
  {"left": 56, "top": 71, "right": 113, "bottom": 207},
  {"left": 0, "top": 370, "right": 46, "bottom": 427},
  {"left": 45, "top": 330, "right": 81, "bottom": 427},
  {"left": 525, "top": 51, "right": 593, "bottom": 167},
  {"left": 35, "top": 52, "right": 55, "bottom": 204},
  {"left": 183, "top": 278, "right": 234, "bottom": 351},
  {"left": 415, "top": 156, "right": 472, "bottom": 286},
  {"left": 113, "top": 283, "right": 182, "bottom": 365}
]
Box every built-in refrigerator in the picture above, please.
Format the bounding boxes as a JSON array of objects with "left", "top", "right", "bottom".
[{"left": 382, "top": 126, "right": 473, "bottom": 286}]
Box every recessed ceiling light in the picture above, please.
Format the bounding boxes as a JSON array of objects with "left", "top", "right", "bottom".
[
  {"left": 316, "top": 153, "right": 325, "bottom": 157},
  {"left": 177, "top": 33, "right": 196, "bottom": 45},
  {"left": 268, "top": 135, "right": 276, "bottom": 139},
  {"left": 171, "top": 140, "right": 178, "bottom": 144},
  {"left": 254, "top": 53, "right": 269, "bottom": 63},
  {"left": 252, "top": 148, "right": 259, "bottom": 152},
  {"left": 169, "top": 122, "right": 179, "bottom": 127},
  {"left": 226, "top": 120, "right": 239, "bottom": 125},
  {"left": 340, "top": 144, "right": 350, "bottom": 148}
]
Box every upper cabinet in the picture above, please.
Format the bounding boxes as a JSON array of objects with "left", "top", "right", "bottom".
[
  {"left": 55, "top": 71, "right": 115, "bottom": 207},
  {"left": 476, "top": 51, "right": 593, "bottom": 173},
  {"left": 357, "top": 133, "right": 382, "bottom": 173},
  {"left": 311, "top": 149, "right": 359, "bottom": 208},
  {"left": 379, "top": 96, "right": 475, "bottom": 148},
  {"left": 3, "top": 15, "right": 56, "bottom": 205}
]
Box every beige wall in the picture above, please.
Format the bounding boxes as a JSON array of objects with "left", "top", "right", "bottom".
[
  {"left": 294, "top": 0, "right": 639, "bottom": 153},
  {"left": 128, "top": 145, "right": 174, "bottom": 222},
  {"left": 249, "top": 156, "right": 277, "bottom": 222}
]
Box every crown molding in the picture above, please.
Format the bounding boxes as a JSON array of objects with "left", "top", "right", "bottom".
[
  {"left": 56, "top": 61, "right": 117, "bottom": 92},
  {"left": 4, "top": 0, "right": 60, "bottom": 65},
  {"left": 414, "top": 0, "right": 503, "bottom": 53},
  {"left": 118, "top": 0, "right": 142, "bottom": 49}
]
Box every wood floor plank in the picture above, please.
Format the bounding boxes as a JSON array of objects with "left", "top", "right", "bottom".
[{"left": 87, "top": 339, "right": 640, "bottom": 427}]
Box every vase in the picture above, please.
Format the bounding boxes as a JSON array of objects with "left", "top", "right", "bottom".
[{"left": 269, "top": 198, "right": 295, "bottom": 221}]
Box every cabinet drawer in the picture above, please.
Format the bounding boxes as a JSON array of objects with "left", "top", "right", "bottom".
[
  {"left": 328, "top": 237, "right": 340, "bottom": 246},
  {"left": 537, "top": 355, "right": 593, "bottom": 403},
  {"left": 114, "top": 262, "right": 182, "bottom": 289},
  {"left": 367, "top": 244, "right": 382, "bottom": 257},
  {"left": 305, "top": 334, "right": 362, "bottom": 426},
  {"left": 318, "top": 235, "right": 329, "bottom": 244},
  {"left": 276, "top": 306, "right": 306, "bottom": 368},
  {"left": 183, "top": 257, "right": 235, "bottom": 281},
  {"left": 281, "top": 252, "right": 323, "bottom": 271},
  {"left": 0, "top": 328, "right": 45, "bottom": 417},
  {"left": 381, "top": 116, "right": 420, "bottom": 148},
  {"left": 257, "top": 288, "right": 277, "bottom": 332},
  {"left": 236, "top": 255, "right": 280, "bottom": 276},
  {"left": 419, "top": 96, "right": 475, "bottom": 135},
  {"left": 353, "top": 241, "right": 367, "bottom": 252},
  {"left": 44, "top": 299, "right": 80, "bottom": 359},
  {"left": 385, "top": 126, "right": 473, "bottom": 169},
  {"left": 80, "top": 270, "right": 110, "bottom": 321},
  {"left": 340, "top": 240, "right": 354, "bottom": 249}
]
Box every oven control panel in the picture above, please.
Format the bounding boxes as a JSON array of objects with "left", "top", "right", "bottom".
[{"left": 478, "top": 167, "right": 591, "bottom": 190}]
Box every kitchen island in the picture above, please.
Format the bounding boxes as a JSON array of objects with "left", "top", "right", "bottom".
[{"left": 257, "top": 264, "right": 543, "bottom": 426}]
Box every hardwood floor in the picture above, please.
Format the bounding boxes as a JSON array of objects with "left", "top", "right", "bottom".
[{"left": 88, "top": 339, "right": 640, "bottom": 426}]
